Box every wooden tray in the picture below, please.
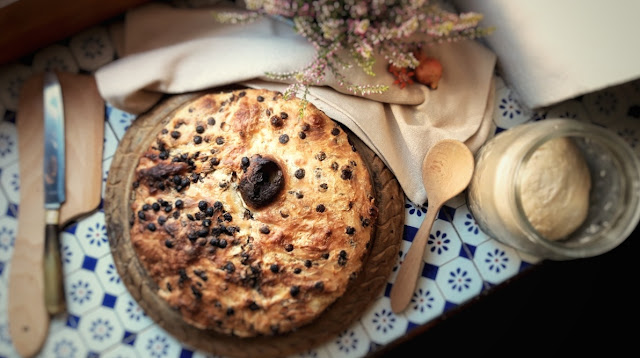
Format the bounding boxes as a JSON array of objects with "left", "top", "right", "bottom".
[{"left": 104, "top": 90, "right": 405, "bottom": 358}]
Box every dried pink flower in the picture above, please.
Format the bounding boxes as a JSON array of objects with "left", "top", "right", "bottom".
[{"left": 216, "top": 0, "right": 493, "bottom": 101}]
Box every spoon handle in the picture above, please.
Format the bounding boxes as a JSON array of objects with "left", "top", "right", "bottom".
[{"left": 390, "top": 203, "right": 440, "bottom": 313}]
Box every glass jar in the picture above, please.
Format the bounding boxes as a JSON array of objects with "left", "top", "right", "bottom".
[{"left": 467, "top": 118, "right": 640, "bottom": 260}]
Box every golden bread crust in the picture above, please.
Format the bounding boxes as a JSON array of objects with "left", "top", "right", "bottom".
[{"left": 130, "top": 89, "right": 377, "bottom": 337}]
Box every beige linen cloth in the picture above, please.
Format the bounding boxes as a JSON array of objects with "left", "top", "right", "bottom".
[
  {"left": 95, "top": 2, "right": 497, "bottom": 205},
  {"left": 454, "top": 0, "right": 640, "bottom": 109}
]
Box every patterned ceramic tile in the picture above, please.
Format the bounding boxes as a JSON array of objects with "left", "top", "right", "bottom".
[
  {"left": 545, "top": 99, "right": 591, "bottom": 123},
  {"left": 0, "top": 267, "right": 6, "bottom": 291},
  {"left": 451, "top": 204, "right": 491, "bottom": 247},
  {"left": 582, "top": 84, "right": 631, "bottom": 127},
  {"left": 0, "top": 216, "right": 16, "bottom": 262},
  {"left": 0, "top": 120, "right": 18, "bottom": 167},
  {"left": 0, "top": 190, "right": 8, "bottom": 220},
  {"left": 113, "top": 291, "right": 153, "bottom": 333},
  {"left": 0, "top": 318, "right": 17, "bottom": 358},
  {"left": 386, "top": 238, "right": 410, "bottom": 284},
  {"left": 101, "top": 343, "right": 140, "bottom": 358},
  {"left": 95, "top": 254, "right": 126, "bottom": 295},
  {"left": 529, "top": 107, "right": 549, "bottom": 122},
  {"left": 61, "top": 232, "right": 84, "bottom": 275},
  {"left": 0, "top": 283, "right": 6, "bottom": 318},
  {"left": 0, "top": 161, "right": 19, "bottom": 205},
  {"left": 69, "top": 26, "right": 115, "bottom": 72},
  {"left": 0, "top": 287, "right": 7, "bottom": 342},
  {"left": 492, "top": 85, "right": 532, "bottom": 129},
  {"left": 0, "top": 64, "right": 32, "bottom": 112},
  {"left": 78, "top": 306, "right": 125, "bottom": 353},
  {"left": 434, "top": 257, "right": 484, "bottom": 305},
  {"left": 38, "top": 323, "right": 89, "bottom": 358},
  {"left": 103, "top": 121, "right": 119, "bottom": 161},
  {"left": 360, "top": 296, "right": 408, "bottom": 345},
  {"left": 133, "top": 325, "right": 183, "bottom": 358},
  {"left": 32, "top": 44, "right": 80, "bottom": 74},
  {"left": 472, "top": 239, "right": 521, "bottom": 284},
  {"left": 403, "top": 276, "right": 446, "bottom": 325},
  {"left": 0, "top": 274, "right": 7, "bottom": 318},
  {"left": 610, "top": 119, "right": 640, "bottom": 157},
  {"left": 106, "top": 105, "right": 136, "bottom": 141},
  {"left": 65, "top": 269, "right": 105, "bottom": 316},
  {"left": 75, "top": 210, "right": 111, "bottom": 258},
  {"left": 403, "top": 199, "right": 427, "bottom": 228},
  {"left": 423, "top": 219, "right": 461, "bottom": 266},
  {"left": 324, "top": 321, "right": 371, "bottom": 358}
]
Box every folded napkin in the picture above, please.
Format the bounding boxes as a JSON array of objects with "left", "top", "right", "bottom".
[
  {"left": 95, "top": 2, "right": 497, "bottom": 205},
  {"left": 454, "top": 0, "right": 640, "bottom": 109}
]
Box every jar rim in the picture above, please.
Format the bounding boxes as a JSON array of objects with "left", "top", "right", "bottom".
[{"left": 511, "top": 118, "right": 640, "bottom": 258}]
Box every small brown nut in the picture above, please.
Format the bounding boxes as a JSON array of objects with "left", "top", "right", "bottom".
[{"left": 415, "top": 57, "right": 443, "bottom": 89}]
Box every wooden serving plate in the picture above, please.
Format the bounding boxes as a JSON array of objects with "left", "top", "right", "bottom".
[{"left": 104, "top": 90, "right": 405, "bottom": 358}]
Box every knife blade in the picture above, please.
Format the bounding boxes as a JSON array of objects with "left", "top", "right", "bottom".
[{"left": 43, "top": 71, "right": 66, "bottom": 315}]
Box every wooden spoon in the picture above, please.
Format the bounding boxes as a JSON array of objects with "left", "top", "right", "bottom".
[{"left": 390, "top": 139, "right": 475, "bottom": 313}]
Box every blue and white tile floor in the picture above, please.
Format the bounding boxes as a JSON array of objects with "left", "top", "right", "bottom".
[{"left": 1, "top": 15, "right": 640, "bottom": 358}]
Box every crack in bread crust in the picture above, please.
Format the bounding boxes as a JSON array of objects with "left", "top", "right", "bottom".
[{"left": 129, "top": 89, "right": 377, "bottom": 337}]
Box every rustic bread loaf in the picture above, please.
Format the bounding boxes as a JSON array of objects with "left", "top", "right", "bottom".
[{"left": 129, "top": 88, "right": 377, "bottom": 337}]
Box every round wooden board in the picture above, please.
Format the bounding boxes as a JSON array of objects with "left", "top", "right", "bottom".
[{"left": 104, "top": 90, "right": 405, "bottom": 358}]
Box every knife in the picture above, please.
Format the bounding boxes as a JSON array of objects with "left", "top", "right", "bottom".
[{"left": 43, "top": 71, "right": 66, "bottom": 315}]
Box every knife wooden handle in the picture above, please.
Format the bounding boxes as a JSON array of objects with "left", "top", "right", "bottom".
[{"left": 44, "top": 209, "right": 66, "bottom": 315}]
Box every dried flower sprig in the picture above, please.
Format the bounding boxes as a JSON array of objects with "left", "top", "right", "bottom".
[{"left": 215, "top": 0, "right": 493, "bottom": 104}]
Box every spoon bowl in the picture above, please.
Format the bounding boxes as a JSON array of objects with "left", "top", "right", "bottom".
[
  {"left": 422, "top": 139, "right": 475, "bottom": 202},
  {"left": 390, "top": 139, "right": 475, "bottom": 313}
]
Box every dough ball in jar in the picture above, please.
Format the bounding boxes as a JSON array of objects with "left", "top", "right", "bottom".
[{"left": 519, "top": 137, "right": 591, "bottom": 241}]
